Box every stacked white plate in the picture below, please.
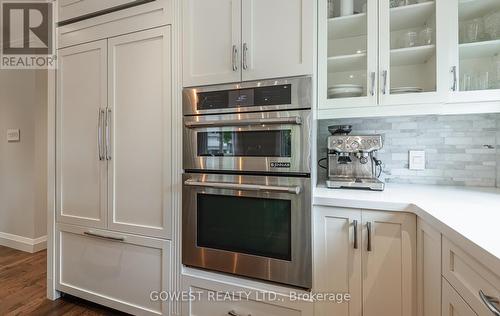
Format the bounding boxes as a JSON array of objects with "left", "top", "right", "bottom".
[
  {"left": 328, "top": 84, "right": 363, "bottom": 98},
  {"left": 390, "top": 87, "right": 423, "bottom": 94}
]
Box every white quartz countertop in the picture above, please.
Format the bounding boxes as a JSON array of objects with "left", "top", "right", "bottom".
[{"left": 314, "top": 184, "right": 500, "bottom": 272}]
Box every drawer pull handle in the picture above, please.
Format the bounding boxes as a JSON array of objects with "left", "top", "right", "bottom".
[
  {"left": 479, "top": 290, "right": 500, "bottom": 315},
  {"left": 84, "top": 231, "right": 125, "bottom": 242},
  {"left": 228, "top": 311, "right": 250, "bottom": 316}
]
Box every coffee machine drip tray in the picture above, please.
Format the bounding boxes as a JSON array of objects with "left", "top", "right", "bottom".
[{"left": 326, "top": 177, "right": 385, "bottom": 191}]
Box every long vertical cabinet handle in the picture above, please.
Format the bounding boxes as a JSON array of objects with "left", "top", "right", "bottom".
[
  {"left": 105, "top": 109, "right": 112, "bottom": 161},
  {"left": 353, "top": 220, "right": 358, "bottom": 249},
  {"left": 370, "top": 72, "right": 376, "bottom": 96},
  {"left": 97, "top": 109, "right": 105, "bottom": 160},
  {"left": 367, "top": 222, "right": 372, "bottom": 252},
  {"left": 232, "top": 45, "right": 239, "bottom": 71},
  {"left": 242, "top": 43, "right": 248, "bottom": 70},
  {"left": 381, "top": 70, "right": 388, "bottom": 95},
  {"left": 451, "top": 66, "right": 458, "bottom": 91}
]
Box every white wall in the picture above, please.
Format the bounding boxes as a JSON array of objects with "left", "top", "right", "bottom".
[{"left": 0, "top": 69, "right": 47, "bottom": 252}]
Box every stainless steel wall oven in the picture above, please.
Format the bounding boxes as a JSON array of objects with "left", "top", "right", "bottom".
[{"left": 182, "top": 77, "right": 312, "bottom": 289}]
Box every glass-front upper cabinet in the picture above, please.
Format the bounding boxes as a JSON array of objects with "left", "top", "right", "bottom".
[
  {"left": 450, "top": 0, "right": 500, "bottom": 102},
  {"left": 318, "top": 0, "right": 378, "bottom": 108},
  {"left": 379, "top": 0, "right": 446, "bottom": 105}
]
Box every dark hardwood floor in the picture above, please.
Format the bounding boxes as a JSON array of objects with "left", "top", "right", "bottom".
[{"left": 0, "top": 245, "right": 129, "bottom": 316}]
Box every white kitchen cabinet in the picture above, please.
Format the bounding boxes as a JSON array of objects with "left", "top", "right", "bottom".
[
  {"left": 362, "top": 210, "right": 417, "bottom": 316},
  {"left": 442, "top": 237, "right": 500, "bottom": 316},
  {"left": 314, "top": 207, "right": 362, "bottom": 316},
  {"left": 241, "top": 0, "right": 313, "bottom": 81},
  {"left": 182, "top": 0, "right": 242, "bottom": 86},
  {"left": 56, "top": 40, "right": 108, "bottom": 229},
  {"left": 56, "top": 223, "right": 171, "bottom": 316},
  {"left": 448, "top": 0, "right": 500, "bottom": 103},
  {"left": 318, "top": 0, "right": 378, "bottom": 108},
  {"left": 107, "top": 26, "right": 173, "bottom": 239},
  {"left": 379, "top": 0, "right": 448, "bottom": 106},
  {"left": 183, "top": 0, "right": 313, "bottom": 87},
  {"left": 313, "top": 207, "right": 416, "bottom": 316},
  {"left": 417, "top": 219, "right": 442, "bottom": 316},
  {"left": 319, "top": 0, "right": 447, "bottom": 110},
  {"left": 442, "top": 278, "right": 477, "bottom": 316}
]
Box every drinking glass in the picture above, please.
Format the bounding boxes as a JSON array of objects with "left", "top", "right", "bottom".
[
  {"left": 419, "top": 27, "right": 433, "bottom": 45},
  {"left": 401, "top": 31, "right": 418, "bottom": 48},
  {"left": 484, "top": 11, "right": 500, "bottom": 40},
  {"left": 493, "top": 54, "right": 500, "bottom": 89},
  {"left": 465, "top": 18, "right": 483, "bottom": 43},
  {"left": 328, "top": 0, "right": 335, "bottom": 18}
]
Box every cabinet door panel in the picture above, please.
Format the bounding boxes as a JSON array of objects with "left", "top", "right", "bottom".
[
  {"left": 442, "top": 278, "right": 477, "bottom": 316},
  {"left": 314, "top": 206, "right": 362, "bottom": 316},
  {"left": 362, "top": 211, "right": 417, "bottom": 316},
  {"left": 56, "top": 40, "right": 108, "bottom": 228},
  {"left": 318, "top": 0, "right": 378, "bottom": 109},
  {"left": 56, "top": 223, "right": 171, "bottom": 316},
  {"left": 379, "top": 0, "right": 447, "bottom": 105},
  {"left": 241, "top": 0, "right": 313, "bottom": 81},
  {"left": 448, "top": 0, "right": 500, "bottom": 103},
  {"left": 417, "top": 219, "right": 442, "bottom": 316},
  {"left": 183, "top": 0, "right": 242, "bottom": 87},
  {"left": 108, "top": 27, "right": 172, "bottom": 238}
]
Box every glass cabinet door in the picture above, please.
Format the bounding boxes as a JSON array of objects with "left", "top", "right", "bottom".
[
  {"left": 450, "top": 0, "right": 500, "bottom": 102},
  {"left": 318, "top": 0, "right": 378, "bottom": 108},
  {"left": 379, "top": 0, "right": 444, "bottom": 105}
]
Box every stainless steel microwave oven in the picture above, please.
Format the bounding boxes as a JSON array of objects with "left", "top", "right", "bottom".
[{"left": 182, "top": 77, "right": 312, "bottom": 175}]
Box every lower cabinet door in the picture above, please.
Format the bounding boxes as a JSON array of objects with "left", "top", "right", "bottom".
[
  {"left": 56, "top": 223, "right": 171, "bottom": 316},
  {"left": 362, "top": 211, "right": 417, "bottom": 316},
  {"left": 313, "top": 206, "right": 362, "bottom": 316},
  {"left": 442, "top": 278, "right": 478, "bottom": 316}
]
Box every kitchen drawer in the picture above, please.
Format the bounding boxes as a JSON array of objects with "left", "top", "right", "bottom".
[
  {"left": 442, "top": 277, "right": 477, "bottom": 316},
  {"left": 186, "top": 286, "right": 302, "bottom": 316},
  {"left": 58, "top": 0, "right": 146, "bottom": 22},
  {"left": 442, "top": 238, "right": 500, "bottom": 316},
  {"left": 56, "top": 223, "right": 171, "bottom": 315}
]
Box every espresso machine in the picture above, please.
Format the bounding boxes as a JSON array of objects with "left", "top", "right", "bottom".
[{"left": 326, "top": 125, "right": 385, "bottom": 191}]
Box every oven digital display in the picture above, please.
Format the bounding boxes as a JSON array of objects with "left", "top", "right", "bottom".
[
  {"left": 196, "top": 194, "right": 292, "bottom": 261},
  {"left": 197, "top": 84, "right": 292, "bottom": 111}
]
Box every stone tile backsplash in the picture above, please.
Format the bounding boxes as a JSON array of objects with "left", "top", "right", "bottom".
[{"left": 318, "top": 114, "right": 500, "bottom": 188}]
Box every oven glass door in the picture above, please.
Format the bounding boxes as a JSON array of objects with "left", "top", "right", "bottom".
[
  {"left": 197, "top": 193, "right": 292, "bottom": 260},
  {"left": 183, "top": 110, "right": 311, "bottom": 174},
  {"left": 182, "top": 173, "right": 312, "bottom": 288},
  {"left": 197, "top": 130, "right": 291, "bottom": 158}
]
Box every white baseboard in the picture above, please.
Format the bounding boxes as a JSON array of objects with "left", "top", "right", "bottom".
[{"left": 0, "top": 232, "right": 47, "bottom": 253}]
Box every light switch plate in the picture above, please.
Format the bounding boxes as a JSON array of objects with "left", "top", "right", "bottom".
[
  {"left": 409, "top": 150, "right": 425, "bottom": 170},
  {"left": 7, "top": 129, "right": 20, "bottom": 142}
]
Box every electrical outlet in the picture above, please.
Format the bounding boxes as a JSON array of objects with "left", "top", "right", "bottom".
[
  {"left": 7, "top": 129, "right": 20, "bottom": 142},
  {"left": 409, "top": 150, "right": 425, "bottom": 170}
]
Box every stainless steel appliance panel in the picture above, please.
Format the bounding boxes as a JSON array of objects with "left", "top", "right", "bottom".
[
  {"left": 182, "top": 173, "right": 312, "bottom": 289},
  {"left": 183, "top": 110, "right": 311, "bottom": 174},
  {"left": 183, "top": 77, "right": 312, "bottom": 116}
]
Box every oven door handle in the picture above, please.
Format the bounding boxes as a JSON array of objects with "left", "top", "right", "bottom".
[
  {"left": 184, "top": 116, "right": 302, "bottom": 129},
  {"left": 184, "top": 179, "right": 301, "bottom": 195}
]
